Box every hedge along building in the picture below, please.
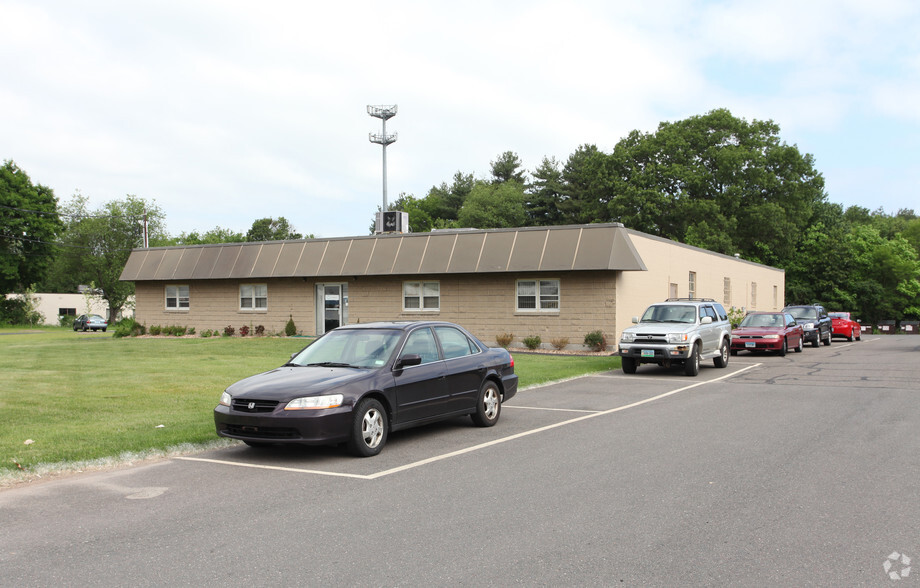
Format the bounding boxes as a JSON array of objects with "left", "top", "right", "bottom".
[{"left": 119, "top": 223, "right": 785, "bottom": 348}]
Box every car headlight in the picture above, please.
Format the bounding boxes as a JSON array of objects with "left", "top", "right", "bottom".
[
  {"left": 666, "top": 333, "right": 689, "bottom": 344},
  {"left": 219, "top": 391, "right": 232, "bottom": 406},
  {"left": 762, "top": 335, "right": 781, "bottom": 340},
  {"left": 620, "top": 332, "right": 636, "bottom": 343},
  {"left": 284, "top": 394, "right": 344, "bottom": 410},
  {"left": 802, "top": 322, "right": 815, "bottom": 330}
]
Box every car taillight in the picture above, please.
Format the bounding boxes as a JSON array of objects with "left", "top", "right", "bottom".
[{"left": 509, "top": 354, "right": 514, "bottom": 369}]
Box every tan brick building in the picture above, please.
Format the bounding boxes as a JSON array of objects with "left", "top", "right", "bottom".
[{"left": 120, "top": 224, "right": 785, "bottom": 349}]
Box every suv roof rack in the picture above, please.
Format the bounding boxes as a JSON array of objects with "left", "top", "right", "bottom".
[{"left": 664, "top": 297, "right": 716, "bottom": 302}]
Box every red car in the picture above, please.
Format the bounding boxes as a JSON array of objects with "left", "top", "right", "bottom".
[
  {"left": 730, "top": 311, "right": 804, "bottom": 356},
  {"left": 829, "top": 312, "right": 861, "bottom": 341}
]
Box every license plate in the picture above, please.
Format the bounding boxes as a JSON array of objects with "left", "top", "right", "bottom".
[
  {"left": 745, "top": 341, "right": 756, "bottom": 348},
  {"left": 641, "top": 349, "right": 655, "bottom": 357}
]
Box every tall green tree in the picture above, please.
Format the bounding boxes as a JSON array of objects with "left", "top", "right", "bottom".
[
  {"left": 52, "top": 194, "right": 166, "bottom": 319},
  {"left": 456, "top": 180, "right": 527, "bottom": 229},
  {"left": 608, "top": 108, "right": 827, "bottom": 268},
  {"left": 525, "top": 157, "right": 567, "bottom": 226},
  {"left": 246, "top": 217, "right": 302, "bottom": 241},
  {"left": 490, "top": 151, "right": 526, "bottom": 184},
  {"left": 0, "top": 161, "right": 63, "bottom": 296},
  {"left": 167, "top": 226, "right": 246, "bottom": 245},
  {"left": 558, "top": 144, "right": 614, "bottom": 225}
]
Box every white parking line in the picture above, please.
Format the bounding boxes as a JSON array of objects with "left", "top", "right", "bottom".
[{"left": 177, "top": 363, "right": 761, "bottom": 480}]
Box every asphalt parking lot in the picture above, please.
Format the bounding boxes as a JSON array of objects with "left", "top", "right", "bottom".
[{"left": 2, "top": 335, "right": 919, "bottom": 586}]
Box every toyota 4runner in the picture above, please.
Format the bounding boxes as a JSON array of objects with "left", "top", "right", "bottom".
[{"left": 618, "top": 298, "right": 732, "bottom": 376}]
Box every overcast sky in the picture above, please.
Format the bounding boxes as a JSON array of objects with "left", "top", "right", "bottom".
[{"left": 3, "top": 0, "right": 918, "bottom": 239}]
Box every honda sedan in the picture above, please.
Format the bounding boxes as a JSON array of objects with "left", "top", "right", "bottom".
[
  {"left": 731, "top": 312, "right": 804, "bottom": 356},
  {"left": 214, "top": 321, "right": 518, "bottom": 457}
]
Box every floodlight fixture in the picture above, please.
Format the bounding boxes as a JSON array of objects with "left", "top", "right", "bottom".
[{"left": 367, "top": 104, "right": 398, "bottom": 211}]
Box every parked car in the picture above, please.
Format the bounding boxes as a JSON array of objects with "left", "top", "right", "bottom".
[
  {"left": 72, "top": 314, "right": 108, "bottom": 332},
  {"left": 829, "top": 312, "right": 861, "bottom": 341},
  {"left": 618, "top": 298, "right": 732, "bottom": 376},
  {"left": 214, "top": 321, "right": 518, "bottom": 457},
  {"left": 730, "top": 312, "right": 804, "bottom": 356},
  {"left": 782, "top": 304, "right": 832, "bottom": 347}
]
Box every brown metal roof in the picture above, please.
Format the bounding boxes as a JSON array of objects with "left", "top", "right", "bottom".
[{"left": 119, "top": 223, "right": 647, "bottom": 282}]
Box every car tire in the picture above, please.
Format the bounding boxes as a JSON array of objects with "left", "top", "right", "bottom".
[
  {"left": 347, "top": 398, "right": 388, "bottom": 457},
  {"left": 823, "top": 329, "right": 832, "bottom": 346},
  {"left": 811, "top": 335, "right": 819, "bottom": 348},
  {"left": 102, "top": 328, "right": 107, "bottom": 332},
  {"left": 778, "top": 338, "right": 787, "bottom": 356},
  {"left": 795, "top": 337, "right": 803, "bottom": 353},
  {"left": 622, "top": 357, "right": 637, "bottom": 374},
  {"left": 730, "top": 349, "right": 738, "bottom": 356},
  {"left": 847, "top": 328, "right": 854, "bottom": 342},
  {"left": 714, "top": 339, "right": 729, "bottom": 368},
  {"left": 683, "top": 343, "right": 700, "bottom": 376},
  {"left": 73, "top": 325, "right": 78, "bottom": 332},
  {"left": 856, "top": 329, "right": 861, "bottom": 341},
  {"left": 471, "top": 380, "right": 502, "bottom": 427}
]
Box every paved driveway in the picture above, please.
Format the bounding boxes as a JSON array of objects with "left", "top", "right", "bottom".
[{"left": 2, "top": 336, "right": 918, "bottom": 586}]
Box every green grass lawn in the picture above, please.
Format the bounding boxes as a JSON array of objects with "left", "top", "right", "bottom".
[{"left": 0, "top": 327, "right": 618, "bottom": 479}]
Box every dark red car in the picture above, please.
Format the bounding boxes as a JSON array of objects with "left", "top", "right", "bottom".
[
  {"left": 829, "top": 312, "right": 861, "bottom": 341},
  {"left": 730, "top": 312, "right": 804, "bottom": 356}
]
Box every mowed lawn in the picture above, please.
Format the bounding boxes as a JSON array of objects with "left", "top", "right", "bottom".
[{"left": 0, "top": 328, "right": 619, "bottom": 477}]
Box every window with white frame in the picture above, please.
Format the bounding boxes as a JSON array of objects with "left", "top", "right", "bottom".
[
  {"left": 516, "top": 279, "right": 560, "bottom": 311},
  {"left": 240, "top": 284, "right": 267, "bottom": 310},
  {"left": 688, "top": 271, "right": 697, "bottom": 298},
  {"left": 751, "top": 282, "right": 757, "bottom": 309},
  {"left": 723, "top": 277, "right": 731, "bottom": 307},
  {"left": 403, "top": 281, "right": 440, "bottom": 311},
  {"left": 166, "top": 285, "right": 190, "bottom": 309}
]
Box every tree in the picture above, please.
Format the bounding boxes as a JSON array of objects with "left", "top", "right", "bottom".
[
  {"left": 246, "top": 217, "right": 302, "bottom": 241},
  {"left": 490, "top": 151, "right": 526, "bottom": 184},
  {"left": 558, "top": 144, "right": 614, "bottom": 225},
  {"left": 525, "top": 157, "right": 567, "bottom": 226},
  {"left": 167, "top": 226, "right": 245, "bottom": 245},
  {"left": 53, "top": 194, "right": 166, "bottom": 320},
  {"left": 608, "top": 109, "right": 827, "bottom": 267},
  {"left": 0, "top": 161, "right": 64, "bottom": 297},
  {"left": 456, "top": 180, "right": 527, "bottom": 229}
]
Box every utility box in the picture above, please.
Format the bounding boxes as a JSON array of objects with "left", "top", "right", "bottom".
[{"left": 375, "top": 211, "right": 409, "bottom": 234}]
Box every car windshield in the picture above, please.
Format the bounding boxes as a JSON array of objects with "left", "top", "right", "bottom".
[
  {"left": 740, "top": 314, "right": 784, "bottom": 328},
  {"left": 289, "top": 329, "right": 402, "bottom": 369},
  {"left": 828, "top": 313, "right": 847, "bottom": 319},
  {"left": 786, "top": 307, "right": 817, "bottom": 320},
  {"left": 640, "top": 305, "right": 696, "bottom": 324}
]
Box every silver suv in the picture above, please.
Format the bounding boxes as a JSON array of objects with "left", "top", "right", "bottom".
[{"left": 618, "top": 298, "right": 732, "bottom": 376}]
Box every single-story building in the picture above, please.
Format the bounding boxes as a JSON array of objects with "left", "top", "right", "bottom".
[
  {"left": 4, "top": 291, "right": 125, "bottom": 326},
  {"left": 119, "top": 223, "right": 785, "bottom": 349}
]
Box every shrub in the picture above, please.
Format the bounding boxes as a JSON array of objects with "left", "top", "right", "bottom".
[
  {"left": 728, "top": 306, "right": 745, "bottom": 329},
  {"left": 173, "top": 325, "right": 187, "bottom": 336},
  {"left": 495, "top": 333, "right": 513, "bottom": 348},
  {"left": 523, "top": 335, "right": 542, "bottom": 350},
  {"left": 149, "top": 325, "right": 162, "bottom": 336},
  {"left": 239, "top": 325, "right": 250, "bottom": 337},
  {"left": 113, "top": 318, "right": 145, "bottom": 338},
  {"left": 223, "top": 325, "right": 235, "bottom": 337},
  {"left": 584, "top": 330, "right": 607, "bottom": 352},
  {"left": 550, "top": 337, "right": 569, "bottom": 350},
  {"left": 200, "top": 329, "right": 211, "bottom": 338},
  {"left": 187, "top": 327, "right": 195, "bottom": 336},
  {"left": 255, "top": 325, "right": 265, "bottom": 336},
  {"left": 285, "top": 315, "right": 297, "bottom": 337}
]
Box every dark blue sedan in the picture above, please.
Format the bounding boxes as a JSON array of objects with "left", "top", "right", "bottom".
[{"left": 214, "top": 321, "right": 518, "bottom": 457}]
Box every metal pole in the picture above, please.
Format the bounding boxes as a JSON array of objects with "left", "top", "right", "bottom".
[{"left": 382, "top": 117, "right": 388, "bottom": 212}]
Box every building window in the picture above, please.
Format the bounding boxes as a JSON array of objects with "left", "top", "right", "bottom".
[
  {"left": 669, "top": 283, "right": 678, "bottom": 298},
  {"left": 517, "top": 279, "right": 560, "bottom": 311},
  {"left": 240, "top": 284, "right": 267, "bottom": 310},
  {"left": 773, "top": 285, "right": 778, "bottom": 309},
  {"left": 58, "top": 307, "right": 77, "bottom": 317},
  {"left": 723, "top": 277, "right": 731, "bottom": 306},
  {"left": 404, "top": 281, "right": 440, "bottom": 311},
  {"left": 751, "top": 282, "right": 757, "bottom": 309},
  {"left": 166, "top": 285, "right": 190, "bottom": 309},
  {"left": 688, "top": 272, "right": 697, "bottom": 298}
]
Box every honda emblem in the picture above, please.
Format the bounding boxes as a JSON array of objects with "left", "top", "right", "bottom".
[{"left": 247, "top": 402, "right": 255, "bottom": 410}]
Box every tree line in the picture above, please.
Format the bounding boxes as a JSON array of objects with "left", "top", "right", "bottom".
[{"left": 2, "top": 108, "right": 918, "bottom": 326}]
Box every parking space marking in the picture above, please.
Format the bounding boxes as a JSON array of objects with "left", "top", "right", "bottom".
[
  {"left": 177, "top": 363, "right": 761, "bottom": 480},
  {"left": 505, "top": 405, "right": 601, "bottom": 414}
]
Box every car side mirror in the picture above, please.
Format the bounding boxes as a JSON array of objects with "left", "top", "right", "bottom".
[
  {"left": 395, "top": 354, "right": 422, "bottom": 369},
  {"left": 700, "top": 316, "right": 713, "bottom": 324},
  {"left": 632, "top": 316, "right": 639, "bottom": 324}
]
